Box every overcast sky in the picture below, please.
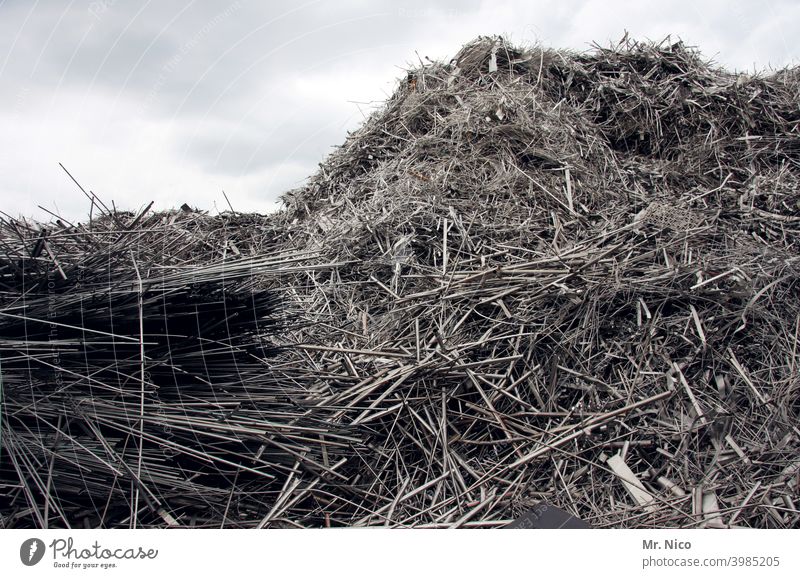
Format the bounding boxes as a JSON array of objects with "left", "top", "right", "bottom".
[{"left": 1, "top": 0, "right": 797, "bottom": 221}]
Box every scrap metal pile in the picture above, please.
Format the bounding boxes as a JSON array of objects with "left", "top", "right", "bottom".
[{"left": 1, "top": 37, "right": 799, "bottom": 528}]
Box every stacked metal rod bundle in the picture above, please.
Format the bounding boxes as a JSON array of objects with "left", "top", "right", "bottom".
[
  {"left": 0, "top": 210, "right": 359, "bottom": 528},
  {"left": 2, "top": 36, "right": 799, "bottom": 528}
]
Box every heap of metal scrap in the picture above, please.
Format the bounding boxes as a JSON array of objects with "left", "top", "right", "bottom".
[{"left": 1, "top": 37, "right": 798, "bottom": 528}]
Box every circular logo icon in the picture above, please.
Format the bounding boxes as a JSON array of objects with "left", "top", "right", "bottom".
[{"left": 20, "top": 538, "right": 46, "bottom": 566}]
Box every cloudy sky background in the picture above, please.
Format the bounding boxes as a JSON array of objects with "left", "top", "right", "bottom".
[{"left": 1, "top": 0, "right": 797, "bottom": 221}]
